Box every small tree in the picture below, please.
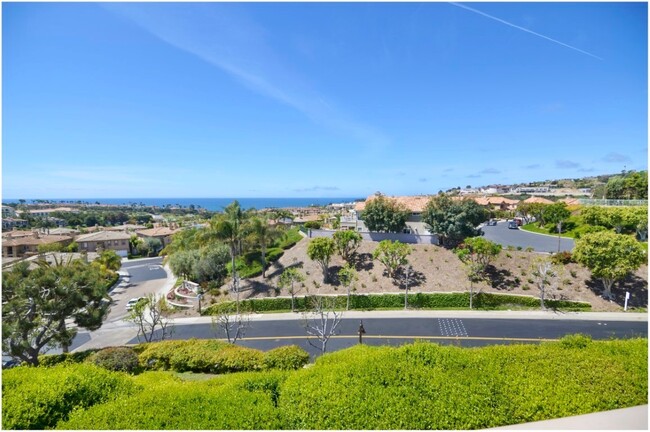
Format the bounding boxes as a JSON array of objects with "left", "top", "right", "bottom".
[
  {"left": 455, "top": 237, "right": 501, "bottom": 309},
  {"left": 373, "top": 240, "right": 411, "bottom": 279},
  {"left": 168, "top": 250, "right": 199, "bottom": 280},
  {"left": 333, "top": 230, "right": 362, "bottom": 263},
  {"left": 307, "top": 237, "right": 336, "bottom": 283},
  {"left": 95, "top": 250, "right": 122, "bottom": 271},
  {"left": 302, "top": 295, "right": 343, "bottom": 354},
  {"left": 573, "top": 231, "right": 647, "bottom": 300},
  {"left": 211, "top": 303, "right": 251, "bottom": 344},
  {"left": 143, "top": 237, "right": 163, "bottom": 256},
  {"left": 278, "top": 267, "right": 306, "bottom": 312},
  {"left": 361, "top": 194, "right": 410, "bottom": 233},
  {"left": 127, "top": 294, "right": 174, "bottom": 343},
  {"left": 531, "top": 257, "right": 559, "bottom": 310},
  {"left": 338, "top": 263, "right": 358, "bottom": 310},
  {"left": 543, "top": 203, "right": 571, "bottom": 253},
  {"left": 422, "top": 194, "right": 487, "bottom": 247}
]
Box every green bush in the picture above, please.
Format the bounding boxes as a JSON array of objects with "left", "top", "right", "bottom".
[
  {"left": 551, "top": 251, "right": 574, "bottom": 264},
  {"left": 266, "top": 247, "right": 284, "bottom": 263},
  {"left": 303, "top": 221, "right": 322, "bottom": 229},
  {"left": 278, "top": 339, "right": 648, "bottom": 429},
  {"left": 38, "top": 349, "right": 99, "bottom": 367},
  {"left": 203, "top": 292, "right": 591, "bottom": 315},
  {"left": 89, "top": 347, "right": 139, "bottom": 373},
  {"left": 264, "top": 345, "right": 310, "bottom": 370},
  {"left": 59, "top": 371, "right": 284, "bottom": 430},
  {"left": 137, "top": 339, "right": 265, "bottom": 374},
  {"left": 275, "top": 228, "right": 303, "bottom": 250},
  {"left": 2, "top": 363, "right": 135, "bottom": 430}
]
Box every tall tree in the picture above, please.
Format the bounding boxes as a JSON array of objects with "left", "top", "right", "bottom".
[
  {"left": 373, "top": 240, "right": 411, "bottom": 279},
  {"left": 422, "top": 194, "right": 487, "bottom": 247},
  {"left": 543, "top": 203, "right": 571, "bottom": 252},
  {"left": 333, "top": 230, "right": 363, "bottom": 263},
  {"left": 573, "top": 231, "right": 647, "bottom": 300},
  {"left": 307, "top": 237, "right": 336, "bottom": 283},
  {"left": 248, "top": 216, "right": 283, "bottom": 278},
  {"left": 361, "top": 194, "right": 410, "bottom": 233},
  {"left": 2, "top": 260, "right": 111, "bottom": 365}
]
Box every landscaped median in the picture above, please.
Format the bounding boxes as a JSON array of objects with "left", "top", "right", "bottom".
[
  {"left": 202, "top": 292, "right": 592, "bottom": 315},
  {"left": 2, "top": 336, "right": 646, "bottom": 430}
]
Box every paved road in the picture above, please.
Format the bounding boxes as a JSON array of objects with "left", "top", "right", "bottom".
[
  {"left": 482, "top": 220, "right": 574, "bottom": 253},
  {"left": 130, "top": 316, "right": 647, "bottom": 358}
]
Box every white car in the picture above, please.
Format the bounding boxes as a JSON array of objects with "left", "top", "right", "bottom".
[{"left": 126, "top": 297, "right": 145, "bottom": 311}]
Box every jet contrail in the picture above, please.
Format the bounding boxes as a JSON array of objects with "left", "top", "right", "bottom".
[{"left": 449, "top": 2, "right": 603, "bottom": 60}]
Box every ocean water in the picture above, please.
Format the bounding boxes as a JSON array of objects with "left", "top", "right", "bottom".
[{"left": 3, "top": 197, "right": 362, "bottom": 211}]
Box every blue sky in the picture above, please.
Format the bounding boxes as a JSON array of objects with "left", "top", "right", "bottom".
[{"left": 3, "top": 2, "right": 647, "bottom": 199}]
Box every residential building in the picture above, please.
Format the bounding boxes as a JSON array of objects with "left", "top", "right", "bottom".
[
  {"left": 2, "top": 218, "right": 28, "bottom": 231},
  {"left": 470, "top": 196, "right": 519, "bottom": 211},
  {"left": 2, "top": 232, "right": 73, "bottom": 258},
  {"left": 25, "top": 207, "right": 76, "bottom": 218},
  {"left": 521, "top": 196, "right": 554, "bottom": 205},
  {"left": 2, "top": 205, "right": 17, "bottom": 218},
  {"left": 341, "top": 194, "right": 433, "bottom": 234},
  {"left": 75, "top": 231, "right": 132, "bottom": 257},
  {"left": 135, "top": 226, "right": 181, "bottom": 248}
]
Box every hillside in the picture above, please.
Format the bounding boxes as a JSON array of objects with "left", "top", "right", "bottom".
[{"left": 202, "top": 237, "right": 647, "bottom": 313}]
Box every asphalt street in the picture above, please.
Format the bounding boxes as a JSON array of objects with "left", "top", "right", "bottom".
[
  {"left": 482, "top": 220, "right": 575, "bottom": 253},
  {"left": 131, "top": 317, "right": 647, "bottom": 358}
]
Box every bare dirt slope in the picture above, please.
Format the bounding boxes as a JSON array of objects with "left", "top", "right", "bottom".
[{"left": 209, "top": 237, "right": 647, "bottom": 313}]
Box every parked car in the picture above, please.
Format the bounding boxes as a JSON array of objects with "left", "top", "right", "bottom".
[
  {"left": 2, "top": 358, "right": 20, "bottom": 369},
  {"left": 487, "top": 219, "right": 497, "bottom": 226},
  {"left": 508, "top": 221, "right": 518, "bottom": 229},
  {"left": 126, "top": 297, "right": 145, "bottom": 311}
]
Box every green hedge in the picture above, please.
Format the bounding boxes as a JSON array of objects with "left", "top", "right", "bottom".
[
  {"left": 2, "top": 363, "right": 136, "bottom": 430},
  {"left": 274, "top": 228, "right": 303, "bottom": 250},
  {"left": 137, "top": 339, "right": 309, "bottom": 374},
  {"left": 279, "top": 338, "right": 648, "bottom": 429},
  {"left": 89, "top": 347, "right": 139, "bottom": 373},
  {"left": 39, "top": 349, "right": 100, "bottom": 367},
  {"left": 203, "top": 292, "right": 591, "bottom": 315},
  {"left": 58, "top": 371, "right": 286, "bottom": 430}
]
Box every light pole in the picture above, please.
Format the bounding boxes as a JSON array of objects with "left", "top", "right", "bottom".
[{"left": 358, "top": 320, "right": 366, "bottom": 344}]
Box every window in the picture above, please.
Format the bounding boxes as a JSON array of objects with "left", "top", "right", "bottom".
[{"left": 403, "top": 228, "right": 412, "bottom": 234}]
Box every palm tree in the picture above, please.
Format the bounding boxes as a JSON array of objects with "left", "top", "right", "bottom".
[{"left": 248, "top": 216, "right": 283, "bottom": 278}]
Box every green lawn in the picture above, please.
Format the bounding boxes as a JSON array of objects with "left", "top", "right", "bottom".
[{"left": 520, "top": 222, "right": 576, "bottom": 238}]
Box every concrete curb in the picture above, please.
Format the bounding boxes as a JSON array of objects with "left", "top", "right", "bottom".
[{"left": 488, "top": 404, "right": 648, "bottom": 430}]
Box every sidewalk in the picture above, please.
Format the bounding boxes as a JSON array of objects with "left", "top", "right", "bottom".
[{"left": 489, "top": 404, "right": 648, "bottom": 430}]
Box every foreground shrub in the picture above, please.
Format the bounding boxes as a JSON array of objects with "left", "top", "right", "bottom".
[
  {"left": 263, "top": 345, "right": 310, "bottom": 370},
  {"left": 2, "top": 363, "right": 135, "bottom": 430},
  {"left": 59, "top": 371, "right": 284, "bottom": 430},
  {"left": 279, "top": 338, "right": 648, "bottom": 429},
  {"left": 38, "top": 349, "right": 99, "bottom": 367},
  {"left": 203, "top": 292, "right": 591, "bottom": 315},
  {"left": 89, "top": 347, "right": 139, "bottom": 373}
]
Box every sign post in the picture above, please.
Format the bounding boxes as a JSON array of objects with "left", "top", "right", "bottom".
[{"left": 624, "top": 291, "right": 630, "bottom": 311}]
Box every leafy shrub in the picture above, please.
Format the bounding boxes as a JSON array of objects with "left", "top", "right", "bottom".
[
  {"left": 274, "top": 228, "right": 303, "bottom": 250},
  {"left": 551, "top": 251, "right": 574, "bottom": 264},
  {"left": 137, "top": 339, "right": 265, "bottom": 374},
  {"left": 278, "top": 339, "right": 648, "bottom": 429},
  {"left": 303, "top": 221, "right": 322, "bottom": 229},
  {"left": 559, "top": 333, "right": 592, "bottom": 348},
  {"left": 89, "top": 347, "right": 139, "bottom": 373},
  {"left": 2, "top": 363, "right": 135, "bottom": 430},
  {"left": 573, "top": 224, "right": 607, "bottom": 239},
  {"left": 39, "top": 349, "right": 99, "bottom": 367},
  {"left": 265, "top": 247, "right": 284, "bottom": 263},
  {"left": 59, "top": 371, "right": 283, "bottom": 430},
  {"left": 264, "top": 345, "right": 311, "bottom": 370}
]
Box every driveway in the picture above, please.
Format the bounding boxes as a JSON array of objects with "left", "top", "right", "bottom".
[
  {"left": 105, "top": 257, "right": 168, "bottom": 322},
  {"left": 481, "top": 221, "right": 574, "bottom": 253}
]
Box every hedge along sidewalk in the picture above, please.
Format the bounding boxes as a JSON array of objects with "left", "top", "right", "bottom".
[{"left": 202, "top": 292, "right": 592, "bottom": 316}]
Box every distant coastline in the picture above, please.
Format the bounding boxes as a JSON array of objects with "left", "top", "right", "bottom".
[{"left": 1, "top": 197, "right": 363, "bottom": 211}]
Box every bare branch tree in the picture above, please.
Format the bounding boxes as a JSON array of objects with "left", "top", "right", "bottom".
[
  {"left": 127, "top": 294, "right": 174, "bottom": 343},
  {"left": 211, "top": 303, "right": 251, "bottom": 344},
  {"left": 301, "top": 295, "right": 343, "bottom": 353},
  {"left": 531, "top": 258, "right": 559, "bottom": 310}
]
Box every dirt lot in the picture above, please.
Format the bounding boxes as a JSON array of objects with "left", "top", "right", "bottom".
[{"left": 199, "top": 237, "right": 647, "bottom": 313}]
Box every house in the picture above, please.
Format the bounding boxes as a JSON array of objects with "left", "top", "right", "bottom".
[
  {"left": 135, "top": 226, "right": 181, "bottom": 248},
  {"left": 2, "top": 218, "right": 28, "bottom": 231},
  {"left": 2, "top": 205, "right": 17, "bottom": 218},
  {"left": 2, "top": 232, "right": 73, "bottom": 258},
  {"left": 75, "top": 231, "right": 132, "bottom": 257},
  {"left": 341, "top": 194, "right": 433, "bottom": 234},
  {"left": 521, "top": 196, "right": 554, "bottom": 205},
  {"left": 105, "top": 224, "right": 146, "bottom": 232},
  {"left": 24, "top": 207, "right": 76, "bottom": 218},
  {"left": 470, "top": 196, "right": 519, "bottom": 211}
]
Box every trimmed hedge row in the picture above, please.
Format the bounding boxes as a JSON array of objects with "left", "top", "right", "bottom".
[
  {"left": 2, "top": 363, "right": 136, "bottom": 430},
  {"left": 137, "top": 339, "right": 309, "bottom": 374},
  {"left": 6, "top": 337, "right": 646, "bottom": 430},
  {"left": 279, "top": 337, "right": 648, "bottom": 429},
  {"left": 203, "top": 292, "right": 591, "bottom": 315}
]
